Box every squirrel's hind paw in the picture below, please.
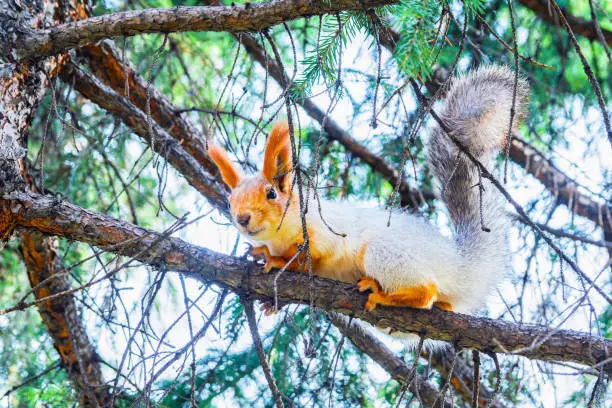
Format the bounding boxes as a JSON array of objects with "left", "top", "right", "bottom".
[{"left": 363, "top": 284, "right": 438, "bottom": 311}]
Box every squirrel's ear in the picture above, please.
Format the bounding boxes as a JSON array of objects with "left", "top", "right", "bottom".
[
  {"left": 208, "top": 143, "right": 242, "bottom": 189},
  {"left": 262, "top": 121, "right": 292, "bottom": 192}
]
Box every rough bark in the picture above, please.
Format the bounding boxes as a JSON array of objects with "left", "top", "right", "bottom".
[
  {"left": 20, "top": 231, "right": 112, "bottom": 406},
  {"left": 518, "top": 0, "right": 612, "bottom": 47},
  {"left": 60, "top": 61, "right": 230, "bottom": 215},
  {"left": 1, "top": 2, "right": 115, "bottom": 405},
  {"left": 5, "top": 191, "right": 611, "bottom": 375},
  {"left": 12, "top": 0, "right": 396, "bottom": 59}
]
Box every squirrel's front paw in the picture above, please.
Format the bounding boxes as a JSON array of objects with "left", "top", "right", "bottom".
[
  {"left": 250, "top": 245, "right": 274, "bottom": 273},
  {"left": 250, "top": 245, "right": 269, "bottom": 259}
]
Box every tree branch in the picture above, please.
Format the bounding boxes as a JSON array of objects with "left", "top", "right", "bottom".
[
  {"left": 4, "top": 191, "right": 610, "bottom": 375},
  {"left": 19, "top": 231, "right": 113, "bottom": 406},
  {"left": 329, "top": 313, "right": 451, "bottom": 408},
  {"left": 378, "top": 25, "right": 611, "bottom": 230},
  {"left": 12, "top": 0, "right": 396, "bottom": 59},
  {"left": 518, "top": 0, "right": 612, "bottom": 47},
  {"left": 243, "top": 299, "right": 285, "bottom": 408},
  {"left": 59, "top": 61, "right": 230, "bottom": 215}
]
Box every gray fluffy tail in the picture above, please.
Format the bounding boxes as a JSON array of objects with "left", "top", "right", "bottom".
[{"left": 428, "top": 66, "right": 529, "bottom": 305}]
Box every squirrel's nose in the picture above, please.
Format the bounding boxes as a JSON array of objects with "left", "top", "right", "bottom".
[{"left": 236, "top": 214, "right": 251, "bottom": 227}]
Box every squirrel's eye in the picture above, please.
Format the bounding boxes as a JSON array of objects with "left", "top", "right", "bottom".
[{"left": 266, "top": 188, "right": 277, "bottom": 200}]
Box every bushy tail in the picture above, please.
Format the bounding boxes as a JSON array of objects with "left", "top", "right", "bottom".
[{"left": 428, "top": 66, "right": 529, "bottom": 307}]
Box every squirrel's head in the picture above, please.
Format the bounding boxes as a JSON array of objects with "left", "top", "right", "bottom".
[{"left": 208, "top": 122, "right": 295, "bottom": 241}]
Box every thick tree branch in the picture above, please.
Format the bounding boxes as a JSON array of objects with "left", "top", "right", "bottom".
[
  {"left": 20, "top": 231, "right": 112, "bottom": 406},
  {"left": 4, "top": 191, "right": 611, "bottom": 375},
  {"left": 518, "top": 0, "right": 612, "bottom": 47},
  {"left": 12, "top": 0, "right": 396, "bottom": 59}
]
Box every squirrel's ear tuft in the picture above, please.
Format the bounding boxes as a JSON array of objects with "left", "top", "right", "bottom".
[
  {"left": 208, "top": 143, "right": 242, "bottom": 189},
  {"left": 262, "top": 121, "right": 292, "bottom": 192}
]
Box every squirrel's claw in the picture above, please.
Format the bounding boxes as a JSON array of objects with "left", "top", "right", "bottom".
[
  {"left": 250, "top": 245, "right": 275, "bottom": 273},
  {"left": 263, "top": 261, "right": 274, "bottom": 273}
]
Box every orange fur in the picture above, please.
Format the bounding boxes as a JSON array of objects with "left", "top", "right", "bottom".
[
  {"left": 252, "top": 242, "right": 317, "bottom": 273},
  {"left": 208, "top": 143, "right": 241, "bottom": 188},
  {"left": 262, "top": 121, "right": 292, "bottom": 192},
  {"left": 361, "top": 282, "right": 439, "bottom": 311},
  {"left": 357, "top": 277, "right": 381, "bottom": 293}
]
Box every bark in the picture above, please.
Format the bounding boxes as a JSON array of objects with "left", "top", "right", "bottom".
[
  {"left": 1, "top": 2, "right": 115, "bottom": 405},
  {"left": 13, "top": 0, "right": 396, "bottom": 60},
  {"left": 19, "top": 231, "right": 112, "bottom": 406},
  {"left": 0, "top": 0, "right": 59, "bottom": 238},
  {"left": 5, "top": 191, "right": 611, "bottom": 375},
  {"left": 60, "top": 61, "right": 230, "bottom": 215},
  {"left": 518, "top": 0, "right": 612, "bottom": 47}
]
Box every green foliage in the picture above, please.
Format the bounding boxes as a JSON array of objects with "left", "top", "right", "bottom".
[
  {"left": 293, "top": 12, "right": 373, "bottom": 98},
  {"left": 390, "top": 0, "right": 443, "bottom": 79},
  {"left": 0, "top": 244, "right": 76, "bottom": 406}
]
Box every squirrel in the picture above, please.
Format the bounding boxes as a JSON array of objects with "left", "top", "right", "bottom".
[{"left": 208, "top": 65, "right": 528, "bottom": 315}]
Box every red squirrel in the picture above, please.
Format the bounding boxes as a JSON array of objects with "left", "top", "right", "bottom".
[{"left": 209, "top": 66, "right": 528, "bottom": 314}]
